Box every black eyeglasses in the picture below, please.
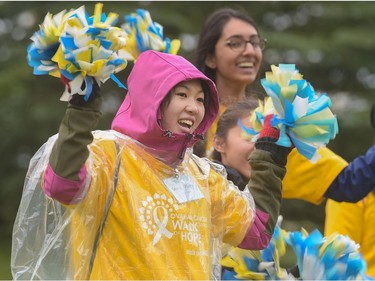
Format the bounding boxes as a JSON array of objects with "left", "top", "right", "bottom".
[{"left": 225, "top": 35, "right": 267, "bottom": 52}]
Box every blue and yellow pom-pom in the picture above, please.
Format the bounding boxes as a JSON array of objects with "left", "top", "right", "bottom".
[
  {"left": 121, "top": 9, "right": 180, "bottom": 60},
  {"left": 221, "top": 221, "right": 291, "bottom": 280},
  {"left": 221, "top": 222, "right": 372, "bottom": 280},
  {"left": 27, "top": 4, "right": 181, "bottom": 102},
  {"left": 27, "top": 8, "right": 74, "bottom": 78},
  {"left": 54, "top": 3, "right": 131, "bottom": 101},
  {"left": 27, "top": 3, "right": 130, "bottom": 101},
  {"left": 285, "top": 229, "right": 368, "bottom": 280},
  {"left": 241, "top": 64, "right": 339, "bottom": 162}
]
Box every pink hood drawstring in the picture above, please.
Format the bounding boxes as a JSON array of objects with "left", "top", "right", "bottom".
[{"left": 111, "top": 50, "right": 219, "bottom": 166}]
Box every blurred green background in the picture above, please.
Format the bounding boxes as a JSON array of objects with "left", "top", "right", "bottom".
[{"left": 1, "top": 1, "right": 374, "bottom": 279}]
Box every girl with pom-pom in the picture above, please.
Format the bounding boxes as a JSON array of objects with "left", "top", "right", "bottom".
[
  {"left": 12, "top": 48, "right": 293, "bottom": 279},
  {"left": 14, "top": 5, "right": 291, "bottom": 280}
]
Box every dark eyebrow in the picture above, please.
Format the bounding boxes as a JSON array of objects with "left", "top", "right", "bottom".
[
  {"left": 226, "top": 34, "right": 259, "bottom": 41},
  {"left": 226, "top": 35, "right": 243, "bottom": 41}
]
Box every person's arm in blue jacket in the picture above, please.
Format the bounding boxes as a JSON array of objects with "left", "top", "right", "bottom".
[
  {"left": 324, "top": 103, "right": 375, "bottom": 203},
  {"left": 324, "top": 147, "right": 375, "bottom": 203}
]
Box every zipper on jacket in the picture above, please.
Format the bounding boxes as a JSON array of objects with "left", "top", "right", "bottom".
[
  {"left": 195, "top": 133, "right": 204, "bottom": 140},
  {"left": 162, "top": 130, "right": 173, "bottom": 138}
]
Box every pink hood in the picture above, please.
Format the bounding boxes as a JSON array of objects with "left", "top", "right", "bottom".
[{"left": 111, "top": 50, "right": 219, "bottom": 166}]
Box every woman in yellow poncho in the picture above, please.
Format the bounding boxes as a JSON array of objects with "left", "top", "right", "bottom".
[{"left": 12, "top": 50, "right": 291, "bottom": 280}]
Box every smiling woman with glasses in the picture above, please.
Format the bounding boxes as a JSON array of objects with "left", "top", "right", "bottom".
[
  {"left": 194, "top": 8, "right": 264, "bottom": 87},
  {"left": 193, "top": 8, "right": 266, "bottom": 158}
]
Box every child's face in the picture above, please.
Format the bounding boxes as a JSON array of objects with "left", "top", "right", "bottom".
[
  {"left": 160, "top": 79, "right": 206, "bottom": 135},
  {"left": 215, "top": 115, "right": 255, "bottom": 180}
]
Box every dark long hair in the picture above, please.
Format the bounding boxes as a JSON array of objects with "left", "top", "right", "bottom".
[{"left": 193, "top": 8, "right": 259, "bottom": 83}]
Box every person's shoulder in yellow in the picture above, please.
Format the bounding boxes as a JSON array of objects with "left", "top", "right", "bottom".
[
  {"left": 325, "top": 192, "right": 375, "bottom": 278},
  {"left": 283, "top": 146, "right": 347, "bottom": 205}
]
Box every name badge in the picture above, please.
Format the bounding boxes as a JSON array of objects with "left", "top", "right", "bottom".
[{"left": 163, "top": 173, "right": 204, "bottom": 204}]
